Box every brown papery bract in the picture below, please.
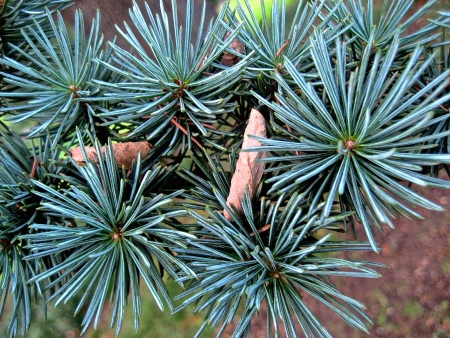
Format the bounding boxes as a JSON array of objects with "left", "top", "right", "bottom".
[
  {"left": 220, "top": 31, "right": 245, "bottom": 67},
  {"left": 70, "top": 141, "right": 151, "bottom": 170},
  {"left": 224, "top": 108, "right": 266, "bottom": 221}
]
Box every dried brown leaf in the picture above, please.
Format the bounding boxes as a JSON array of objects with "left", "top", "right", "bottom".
[
  {"left": 221, "top": 32, "right": 245, "bottom": 67},
  {"left": 224, "top": 108, "right": 266, "bottom": 220},
  {"left": 70, "top": 141, "right": 151, "bottom": 170}
]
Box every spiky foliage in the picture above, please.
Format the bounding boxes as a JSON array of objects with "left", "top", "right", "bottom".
[
  {"left": 93, "top": 0, "right": 251, "bottom": 154},
  {"left": 225, "top": 0, "right": 341, "bottom": 96},
  {"left": 0, "top": 9, "right": 114, "bottom": 144},
  {"left": 23, "top": 132, "right": 196, "bottom": 335},
  {"left": 324, "top": 0, "right": 444, "bottom": 53},
  {"left": 0, "top": 126, "right": 68, "bottom": 337},
  {"left": 0, "top": 0, "right": 70, "bottom": 58},
  {"left": 1, "top": 0, "right": 450, "bottom": 337},
  {"left": 252, "top": 31, "right": 450, "bottom": 250},
  {"left": 417, "top": 12, "right": 450, "bottom": 178},
  {"left": 175, "top": 153, "right": 381, "bottom": 337}
]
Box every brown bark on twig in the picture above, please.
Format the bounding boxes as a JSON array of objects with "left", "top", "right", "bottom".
[
  {"left": 224, "top": 108, "right": 266, "bottom": 220},
  {"left": 70, "top": 141, "right": 151, "bottom": 170}
]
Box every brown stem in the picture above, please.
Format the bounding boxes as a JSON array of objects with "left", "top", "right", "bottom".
[
  {"left": 30, "top": 158, "right": 38, "bottom": 179},
  {"left": 276, "top": 39, "right": 290, "bottom": 57},
  {"left": 169, "top": 117, "right": 204, "bottom": 149},
  {"left": 187, "top": 121, "right": 217, "bottom": 130},
  {"left": 249, "top": 224, "right": 271, "bottom": 237}
]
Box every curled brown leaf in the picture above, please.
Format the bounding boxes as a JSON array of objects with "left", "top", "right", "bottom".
[
  {"left": 70, "top": 141, "right": 151, "bottom": 170},
  {"left": 224, "top": 108, "right": 266, "bottom": 221},
  {"left": 221, "top": 31, "right": 245, "bottom": 67}
]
